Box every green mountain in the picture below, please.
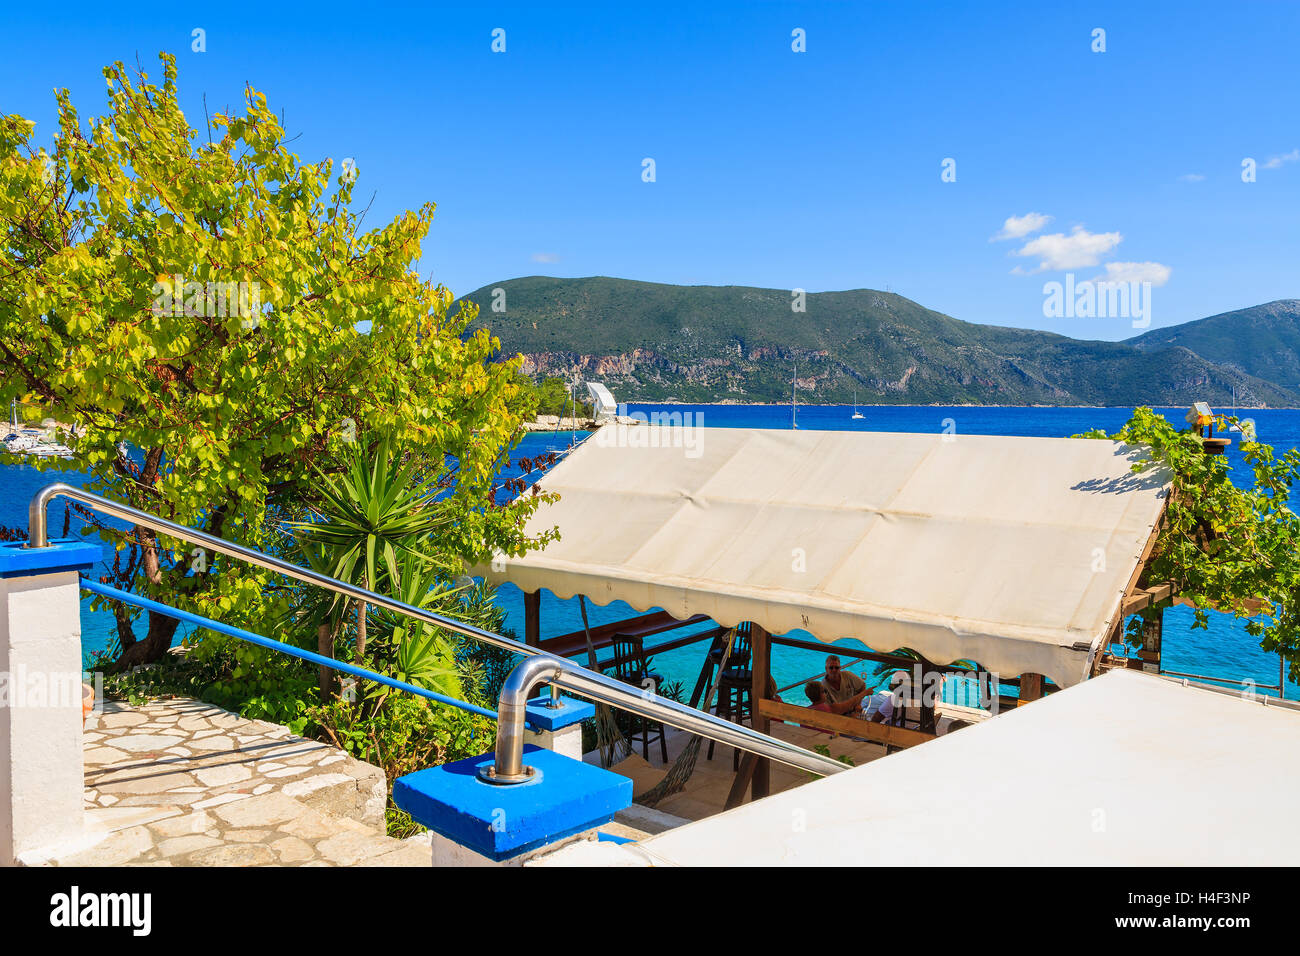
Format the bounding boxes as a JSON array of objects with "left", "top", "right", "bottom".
[
  {"left": 1128, "top": 300, "right": 1300, "bottom": 391},
  {"left": 457, "top": 276, "right": 1300, "bottom": 407}
]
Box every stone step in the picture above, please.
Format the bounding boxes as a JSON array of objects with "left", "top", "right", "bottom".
[
  {"left": 84, "top": 698, "right": 388, "bottom": 832},
  {"left": 26, "top": 695, "right": 650, "bottom": 867},
  {"left": 24, "top": 696, "right": 432, "bottom": 866},
  {"left": 28, "top": 791, "right": 429, "bottom": 866}
]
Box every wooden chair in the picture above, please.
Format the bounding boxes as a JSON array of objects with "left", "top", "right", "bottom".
[
  {"left": 721, "top": 622, "right": 753, "bottom": 670},
  {"left": 609, "top": 632, "right": 668, "bottom": 763}
]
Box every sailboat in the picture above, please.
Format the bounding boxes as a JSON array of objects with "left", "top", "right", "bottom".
[
  {"left": 791, "top": 362, "right": 799, "bottom": 429},
  {"left": 851, "top": 389, "right": 864, "bottom": 420},
  {"left": 1226, "top": 386, "right": 1255, "bottom": 439}
]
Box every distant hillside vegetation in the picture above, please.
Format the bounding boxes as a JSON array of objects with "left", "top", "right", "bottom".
[
  {"left": 1128, "top": 300, "right": 1300, "bottom": 391},
  {"left": 455, "top": 276, "right": 1299, "bottom": 407}
]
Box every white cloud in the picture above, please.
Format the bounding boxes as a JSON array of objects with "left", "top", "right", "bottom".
[
  {"left": 531, "top": 252, "right": 560, "bottom": 263},
  {"left": 992, "top": 212, "right": 1052, "bottom": 241},
  {"left": 1262, "top": 148, "right": 1299, "bottom": 170},
  {"left": 1011, "top": 225, "right": 1123, "bottom": 272},
  {"left": 1090, "top": 261, "right": 1172, "bottom": 287},
  {"left": 1178, "top": 173, "right": 1205, "bottom": 182}
]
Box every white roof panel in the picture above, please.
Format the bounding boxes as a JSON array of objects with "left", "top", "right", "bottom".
[{"left": 537, "top": 671, "right": 1300, "bottom": 866}]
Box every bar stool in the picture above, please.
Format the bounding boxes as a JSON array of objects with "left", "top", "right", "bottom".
[
  {"left": 693, "top": 622, "right": 752, "bottom": 703},
  {"left": 707, "top": 665, "right": 753, "bottom": 770}
]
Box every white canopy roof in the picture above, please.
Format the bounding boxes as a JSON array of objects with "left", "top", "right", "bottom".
[
  {"left": 538, "top": 670, "right": 1300, "bottom": 866},
  {"left": 585, "top": 382, "right": 618, "bottom": 419},
  {"left": 488, "top": 425, "right": 1170, "bottom": 687}
]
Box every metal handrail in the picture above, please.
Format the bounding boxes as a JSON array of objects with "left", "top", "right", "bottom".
[
  {"left": 29, "top": 482, "right": 847, "bottom": 780},
  {"left": 1157, "top": 666, "right": 1283, "bottom": 694},
  {"left": 80, "top": 578, "right": 501, "bottom": 722}
]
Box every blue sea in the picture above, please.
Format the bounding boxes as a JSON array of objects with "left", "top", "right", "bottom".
[{"left": 3, "top": 404, "right": 1295, "bottom": 701}]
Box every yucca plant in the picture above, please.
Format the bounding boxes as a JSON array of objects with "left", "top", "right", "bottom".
[
  {"left": 341, "top": 550, "right": 516, "bottom": 721},
  {"left": 376, "top": 549, "right": 465, "bottom": 702},
  {"left": 289, "top": 437, "right": 449, "bottom": 678}
]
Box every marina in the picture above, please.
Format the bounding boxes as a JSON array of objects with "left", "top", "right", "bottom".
[{"left": 3, "top": 403, "right": 74, "bottom": 460}]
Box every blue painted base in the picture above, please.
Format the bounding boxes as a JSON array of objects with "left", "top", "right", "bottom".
[
  {"left": 394, "top": 744, "right": 632, "bottom": 862},
  {"left": 0, "top": 539, "right": 101, "bottom": 579},
  {"left": 525, "top": 694, "right": 595, "bottom": 731}
]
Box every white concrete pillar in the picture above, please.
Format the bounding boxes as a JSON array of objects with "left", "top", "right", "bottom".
[
  {"left": 0, "top": 540, "right": 99, "bottom": 865},
  {"left": 524, "top": 722, "right": 584, "bottom": 761},
  {"left": 427, "top": 825, "right": 602, "bottom": 867}
]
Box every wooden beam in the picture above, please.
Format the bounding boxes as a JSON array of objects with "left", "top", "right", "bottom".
[
  {"left": 524, "top": 590, "right": 541, "bottom": 647},
  {"left": 593, "top": 626, "right": 725, "bottom": 673},
  {"left": 537, "top": 611, "right": 709, "bottom": 657},
  {"left": 769, "top": 634, "right": 995, "bottom": 676},
  {"left": 1171, "top": 594, "right": 1270, "bottom": 615},
  {"left": 757, "top": 699, "right": 935, "bottom": 750},
  {"left": 724, "top": 752, "right": 758, "bottom": 811},
  {"left": 751, "top": 623, "right": 772, "bottom": 800},
  {"left": 1121, "top": 582, "right": 1176, "bottom": 615}
]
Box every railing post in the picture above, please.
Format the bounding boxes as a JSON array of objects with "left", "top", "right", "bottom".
[
  {"left": 523, "top": 692, "right": 591, "bottom": 760},
  {"left": 0, "top": 538, "right": 100, "bottom": 864},
  {"left": 393, "top": 693, "right": 628, "bottom": 867}
]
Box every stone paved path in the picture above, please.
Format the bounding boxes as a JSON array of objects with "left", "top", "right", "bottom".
[{"left": 26, "top": 698, "right": 429, "bottom": 866}]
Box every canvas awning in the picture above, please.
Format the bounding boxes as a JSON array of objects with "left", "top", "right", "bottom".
[
  {"left": 484, "top": 425, "right": 1171, "bottom": 687},
  {"left": 536, "top": 670, "right": 1300, "bottom": 866}
]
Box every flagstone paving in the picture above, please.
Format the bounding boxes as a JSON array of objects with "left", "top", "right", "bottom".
[
  {"left": 28, "top": 698, "right": 430, "bottom": 867},
  {"left": 20, "top": 696, "right": 650, "bottom": 867}
]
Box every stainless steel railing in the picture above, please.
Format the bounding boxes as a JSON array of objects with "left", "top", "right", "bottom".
[{"left": 29, "top": 482, "right": 847, "bottom": 780}]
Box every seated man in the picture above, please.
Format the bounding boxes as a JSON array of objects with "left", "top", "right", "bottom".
[
  {"left": 862, "top": 672, "right": 906, "bottom": 725},
  {"left": 804, "top": 680, "right": 867, "bottom": 716},
  {"left": 820, "top": 655, "right": 866, "bottom": 709}
]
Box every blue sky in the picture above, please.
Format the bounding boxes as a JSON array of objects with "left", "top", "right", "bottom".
[{"left": 3, "top": 1, "right": 1298, "bottom": 341}]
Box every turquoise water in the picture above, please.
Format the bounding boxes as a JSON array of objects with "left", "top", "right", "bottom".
[{"left": 1, "top": 404, "right": 1294, "bottom": 700}]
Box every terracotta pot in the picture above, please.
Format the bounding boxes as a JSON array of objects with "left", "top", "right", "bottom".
[{"left": 81, "top": 682, "right": 95, "bottom": 726}]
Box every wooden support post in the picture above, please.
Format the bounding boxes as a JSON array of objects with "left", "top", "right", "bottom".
[
  {"left": 1139, "top": 607, "right": 1163, "bottom": 672},
  {"left": 725, "top": 753, "right": 758, "bottom": 810},
  {"left": 750, "top": 623, "right": 771, "bottom": 801},
  {"left": 524, "top": 590, "right": 541, "bottom": 648},
  {"left": 1019, "top": 672, "right": 1044, "bottom": 704},
  {"left": 917, "top": 656, "right": 937, "bottom": 733}
]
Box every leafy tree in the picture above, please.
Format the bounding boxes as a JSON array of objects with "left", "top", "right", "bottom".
[
  {"left": 0, "top": 54, "right": 550, "bottom": 667},
  {"left": 1080, "top": 407, "right": 1300, "bottom": 680},
  {"left": 511, "top": 372, "right": 594, "bottom": 419}
]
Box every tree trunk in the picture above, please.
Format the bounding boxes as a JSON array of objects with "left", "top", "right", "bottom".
[
  {"left": 318, "top": 622, "right": 336, "bottom": 703},
  {"left": 355, "top": 600, "right": 367, "bottom": 663},
  {"left": 111, "top": 610, "right": 180, "bottom": 670}
]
